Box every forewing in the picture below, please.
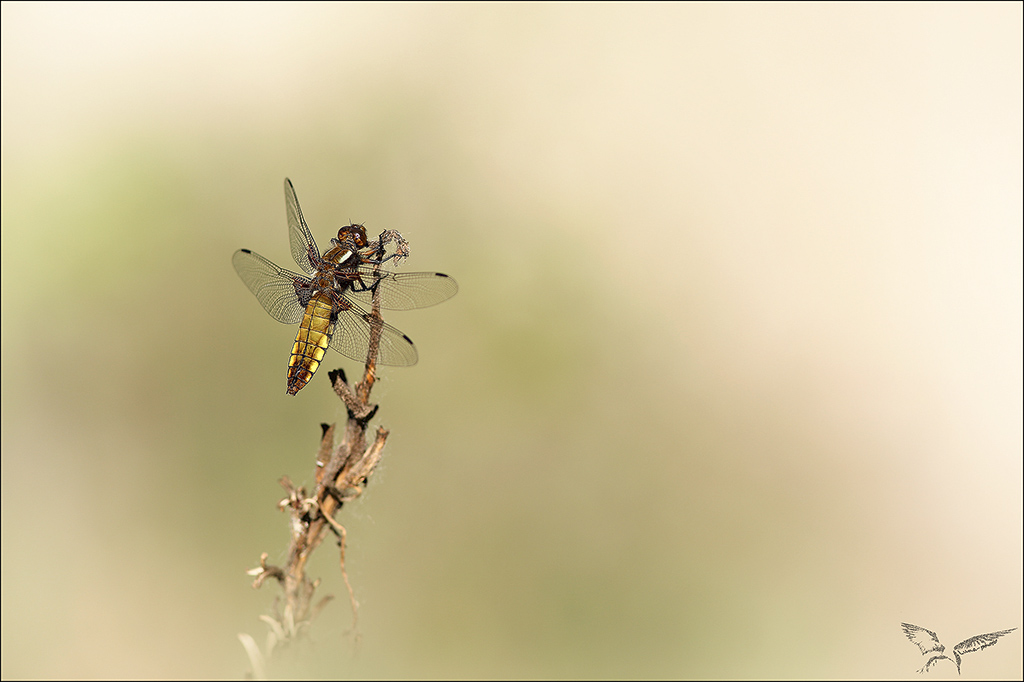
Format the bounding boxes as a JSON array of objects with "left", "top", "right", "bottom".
[
  {"left": 346, "top": 269, "right": 459, "bottom": 310},
  {"left": 953, "top": 628, "right": 1016, "bottom": 657},
  {"left": 285, "top": 178, "right": 319, "bottom": 275},
  {"left": 232, "top": 249, "right": 308, "bottom": 324},
  {"left": 328, "top": 302, "right": 419, "bottom": 366},
  {"left": 902, "top": 623, "right": 944, "bottom": 655}
]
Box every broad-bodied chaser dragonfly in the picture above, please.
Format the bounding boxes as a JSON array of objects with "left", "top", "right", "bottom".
[{"left": 233, "top": 179, "right": 458, "bottom": 395}]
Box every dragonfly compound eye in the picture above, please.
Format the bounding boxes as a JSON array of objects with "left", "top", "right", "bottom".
[{"left": 338, "top": 224, "right": 368, "bottom": 248}]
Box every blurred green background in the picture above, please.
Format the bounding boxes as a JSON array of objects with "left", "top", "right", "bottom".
[{"left": 2, "top": 3, "right": 1021, "bottom": 679}]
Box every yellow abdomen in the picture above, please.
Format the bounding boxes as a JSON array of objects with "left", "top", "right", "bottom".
[{"left": 287, "top": 292, "right": 334, "bottom": 395}]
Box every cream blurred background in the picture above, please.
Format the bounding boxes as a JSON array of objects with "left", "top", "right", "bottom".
[{"left": 2, "top": 3, "right": 1021, "bottom": 678}]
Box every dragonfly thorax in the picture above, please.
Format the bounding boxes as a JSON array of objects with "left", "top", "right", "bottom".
[{"left": 323, "top": 224, "right": 367, "bottom": 266}]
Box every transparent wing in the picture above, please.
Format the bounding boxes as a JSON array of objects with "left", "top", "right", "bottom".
[
  {"left": 902, "top": 623, "right": 944, "bottom": 655},
  {"left": 328, "top": 302, "right": 419, "bottom": 366},
  {"left": 954, "top": 629, "right": 1016, "bottom": 657},
  {"left": 285, "top": 178, "right": 320, "bottom": 275},
  {"left": 346, "top": 269, "right": 459, "bottom": 311},
  {"left": 232, "top": 249, "right": 309, "bottom": 324},
  {"left": 919, "top": 655, "right": 951, "bottom": 673}
]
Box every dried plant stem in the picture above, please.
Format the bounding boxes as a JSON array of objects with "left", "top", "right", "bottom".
[{"left": 240, "top": 233, "right": 399, "bottom": 677}]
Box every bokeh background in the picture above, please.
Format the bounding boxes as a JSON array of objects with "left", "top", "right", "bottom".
[{"left": 2, "top": 3, "right": 1021, "bottom": 679}]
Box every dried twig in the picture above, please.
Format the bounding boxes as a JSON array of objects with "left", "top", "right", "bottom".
[{"left": 240, "top": 230, "right": 407, "bottom": 678}]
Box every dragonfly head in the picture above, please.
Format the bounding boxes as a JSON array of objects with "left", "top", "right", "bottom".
[{"left": 336, "top": 223, "right": 369, "bottom": 249}]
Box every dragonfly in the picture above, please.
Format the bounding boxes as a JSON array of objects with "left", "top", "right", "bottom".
[{"left": 233, "top": 179, "right": 458, "bottom": 395}]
